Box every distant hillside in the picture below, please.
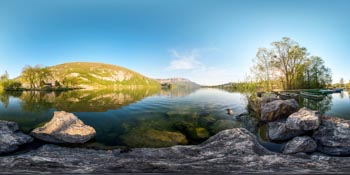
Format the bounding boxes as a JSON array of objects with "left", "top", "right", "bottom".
[
  {"left": 156, "top": 78, "right": 200, "bottom": 89},
  {"left": 45, "top": 62, "right": 159, "bottom": 89}
]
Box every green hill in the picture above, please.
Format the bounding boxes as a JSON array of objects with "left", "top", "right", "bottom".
[{"left": 46, "top": 62, "right": 160, "bottom": 89}]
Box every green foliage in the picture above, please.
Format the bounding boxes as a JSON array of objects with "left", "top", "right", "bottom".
[
  {"left": 251, "top": 37, "right": 332, "bottom": 90},
  {"left": 6, "top": 81, "right": 22, "bottom": 90},
  {"left": 0, "top": 71, "right": 22, "bottom": 90},
  {"left": 21, "top": 65, "right": 52, "bottom": 89}
]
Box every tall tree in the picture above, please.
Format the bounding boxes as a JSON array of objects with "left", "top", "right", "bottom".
[
  {"left": 270, "top": 37, "right": 307, "bottom": 90},
  {"left": 0, "top": 71, "right": 10, "bottom": 88},
  {"left": 340, "top": 78, "right": 345, "bottom": 87},
  {"left": 21, "top": 65, "right": 52, "bottom": 89},
  {"left": 252, "top": 48, "right": 273, "bottom": 91},
  {"left": 251, "top": 37, "right": 332, "bottom": 90}
]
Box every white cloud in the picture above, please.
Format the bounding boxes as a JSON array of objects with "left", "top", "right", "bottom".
[
  {"left": 164, "top": 48, "right": 246, "bottom": 85},
  {"left": 167, "top": 50, "right": 203, "bottom": 70}
]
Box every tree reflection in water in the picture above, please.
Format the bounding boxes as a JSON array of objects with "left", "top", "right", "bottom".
[
  {"left": 299, "top": 95, "right": 333, "bottom": 115},
  {"left": 15, "top": 88, "right": 160, "bottom": 113}
]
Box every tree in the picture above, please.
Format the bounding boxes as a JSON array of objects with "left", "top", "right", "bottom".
[
  {"left": 21, "top": 65, "right": 37, "bottom": 89},
  {"left": 21, "top": 65, "right": 52, "bottom": 89},
  {"left": 270, "top": 37, "right": 307, "bottom": 90},
  {"left": 7, "top": 81, "right": 22, "bottom": 90},
  {"left": 0, "top": 71, "right": 10, "bottom": 88},
  {"left": 251, "top": 37, "right": 332, "bottom": 90},
  {"left": 306, "top": 56, "right": 332, "bottom": 88},
  {"left": 252, "top": 48, "right": 274, "bottom": 91},
  {"left": 340, "top": 78, "right": 345, "bottom": 87}
]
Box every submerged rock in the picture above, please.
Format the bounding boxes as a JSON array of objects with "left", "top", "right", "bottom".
[
  {"left": 283, "top": 136, "right": 317, "bottom": 154},
  {"left": 121, "top": 128, "right": 188, "bottom": 147},
  {"left": 236, "top": 113, "right": 259, "bottom": 133},
  {"left": 0, "top": 120, "right": 33, "bottom": 154},
  {"left": 3, "top": 128, "right": 350, "bottom": 173},
  {"left": 286, "top": 107, "right": 320, "bottom": 131},
  {"left": 260, "top": 99, "right": 299, "bottom": 122},
  {"left": 194, "top": 127, "right": 210, "bottom": 139},
  {"left": 313, "top": 116, "right": 350, "bottom": 156},
  {"left": 31, "top": 111, "right": 96, "bottom": 143},
  {"left": 267, "top": 120, "right": 306, "bottom": 141},
  {"left": 210, "top": 120, "right": 236, "bottom": 133}
]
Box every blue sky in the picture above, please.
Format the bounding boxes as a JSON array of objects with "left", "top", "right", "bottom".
[{"left": 0, "top": 0, "right": 349, "bottom": 85}]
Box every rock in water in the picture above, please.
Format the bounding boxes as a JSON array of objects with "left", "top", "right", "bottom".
[
  {"left": 267, "top": 120, "right": 306, "bottom": 141},
  {"left": 31, "top": 111, "right": 96, "bottom": 143},
  {"left": 313, "top": 116, "right": 350, "bottom": 156},
  {"left": 248, "top": 93, "right": 279, "bottom": 114},
  {"left": 286, "top": 107, "right": 320, "bottom": 131},
  {"left": 260, "top": 99, "right": 299, "bottom": 122},
  {"left": 283, "top": 136, "right": 317, "bottom": 154},
  {"left": 0, "top": 120, "right": 33, "bottom": 154}
]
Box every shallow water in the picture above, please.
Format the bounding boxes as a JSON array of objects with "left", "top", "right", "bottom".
[
  {"left": 0, "top": 88, "right": 247, "bottom": 148},
  {"left": 0, "top": 88, "right": 349, "bottom": 149}
]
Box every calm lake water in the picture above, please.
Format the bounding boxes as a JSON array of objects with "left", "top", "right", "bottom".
[{"left": 0, "top": 88, "right": 349, "bottom": 149}]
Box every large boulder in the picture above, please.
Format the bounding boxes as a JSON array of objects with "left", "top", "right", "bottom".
[
  {"left": 283, "top": 136, "right": 317, "bottom": 154},
  {"left": 31, "top": 111, "right": 96, "bottom": 143},
  {"left": 286, "top": 107, "right": 320, "bottom": 131},
  {"left": 261, "top": 99, "right": 299, "bottom": 122},
  {"left": 0, "top": 120, "right": 33, "bottom": 154},
  {"left": 313, "top": 116, "right": 350, "bottom": 156},
  {"left": 267, "top": 120, "right": 306, "bottom": 141}
]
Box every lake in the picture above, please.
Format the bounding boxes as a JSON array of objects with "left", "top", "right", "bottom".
[{"left": 0, "top": 88, "right": 349, "bottom": 149}]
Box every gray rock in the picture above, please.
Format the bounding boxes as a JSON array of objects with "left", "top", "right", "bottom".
[
  {"left": 0, "top": 120, "right": 33, "bottom": 154},
  {"left": 261, "top": 99, "right": 299, "bottom": 122},
  {"left": 261, "top": 93, "right": 279, "bottom": 104},
  {"left": 237, "top": 113, "right": 259, "bottom": 133},
  {"left": 248, "top": 93, "right": 279, "bottom": 114},
  {"left": 2, "top": 128, "right": 350, "bottom": 174},
  {"left": 286, "top": 107, "right": 320, "bottom": 131},
  {"left": 31, "top": 111, "right": 96, "bottom": 143},
  {"left": 267, "top": 120, "right": 306, "bottom": 141},
  {"left": 283, "top": 136, "right": 317, "bottom": 154},
  {"left": 313, "top": 116, "right": 350, "bottom": 156}
]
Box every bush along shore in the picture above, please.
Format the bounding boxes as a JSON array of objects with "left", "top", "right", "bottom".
[{"left": 2, "top": 103, "right": 350, "bottom": 173}]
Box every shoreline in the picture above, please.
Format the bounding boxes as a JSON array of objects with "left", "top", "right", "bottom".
[{"left": 1, "top": 128, "right": 350, "bottom": 174}]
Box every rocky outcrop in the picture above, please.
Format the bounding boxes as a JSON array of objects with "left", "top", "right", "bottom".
[
  {"left": 313, "top": 116, "right": 350, "bottom": 156},
  {"left": 3, "top": 128, "right": 350, "bottom": 174},
  {"left": 260, "top": 99, "right": 299, "bottom": 122},
  {"left": 286, "top": 108, "right": 320, "bottom": 131},
  {"left": 31, "top": 111, "right": 96, "bottom": 143},
  {"left": 283, "top": 136, "right": 317, "bottom": 154},
  {"left": 267, "top": 120, "right": 306, "bottom": 141},
  {"left": 0, "top": 120, "right": 33, "bottom": 154}
]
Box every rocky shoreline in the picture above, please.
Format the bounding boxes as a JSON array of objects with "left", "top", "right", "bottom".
[
  {"left": 2, "top": 99, "right": 350, "bottom": 173},
  {"left": 2, "top": 128, "right": 350, "bottom": 174}
]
